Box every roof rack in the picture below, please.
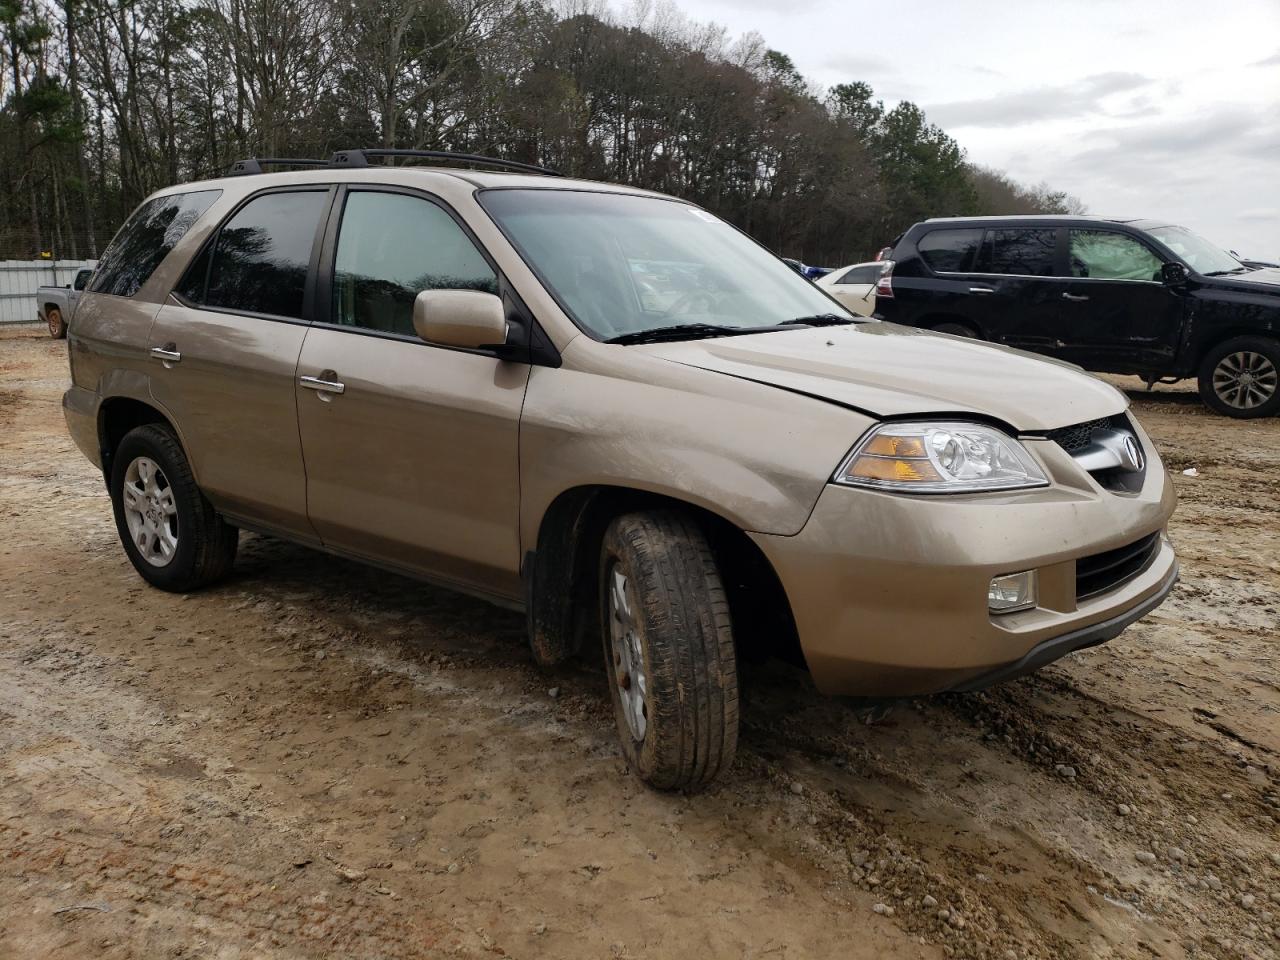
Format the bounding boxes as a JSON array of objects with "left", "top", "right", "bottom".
[
  {"left": 228, "top": 158, "right": 330, "bottom": 177},
  {"left": 330, "top": 149, "right": 562, "bottom": 178}
]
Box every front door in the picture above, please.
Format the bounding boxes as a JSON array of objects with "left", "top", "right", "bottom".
[
  {"left": 147, "top": 187, "right": 332, "bottom": 537},
  {"left": 1057, "top": 228, "right": 1185, "bottom": 373},
  {"left": 295, "top": 188, "right": 528, "bottom": 599}
]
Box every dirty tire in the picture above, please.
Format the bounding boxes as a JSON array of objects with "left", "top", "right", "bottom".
[
  {"left": 932, "top": 321, "right": 977, "bottom": 338},
  {"left": 46, "top": 307, "right": 66, "bottom": 339},
  {"left": 1197, "top": 336, "right": 1280, "bottom": 419},
  {"left": 599, "top": 510, "right": 738, "bottom": 791},
  {"left": 110, "top": 424, "right": 238, "bottom": 591}
]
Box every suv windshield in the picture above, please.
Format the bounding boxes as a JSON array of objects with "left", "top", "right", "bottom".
[
  {"left": 1145, "top": 225, "right": 1243, "bottom": 276},
  {"left": 478, "top": 189, "right": 852, "bottom": 341}
]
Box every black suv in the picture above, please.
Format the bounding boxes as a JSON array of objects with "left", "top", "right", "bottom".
[{"left": 875, "top": 216, "right": 1280, "bottom": 418}]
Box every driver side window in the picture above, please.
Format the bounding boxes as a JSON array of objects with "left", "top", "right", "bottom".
[
  {"left": 1069, "top": 230, "right": 1164, "bottom": 282},
  {"left": 331, "top": 191, "right": 497, "bottom": 337}
]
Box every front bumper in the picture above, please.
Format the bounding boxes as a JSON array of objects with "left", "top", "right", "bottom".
[{"left": 750, "top": 436, "right": 1178, "bottom": 697}]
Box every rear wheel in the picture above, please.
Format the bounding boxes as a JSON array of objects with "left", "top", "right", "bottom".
[
  {"left": 110, "top": 424, "right": 238, "bottom": 591},
  {"left": 1197, "top": 337, "right": 1280, "bottom": 418},
  {"left": 932, "top": 321, "right": 977, "bottom": 338},
  {"left": 599, "top": 511, "right": 738, "bottom": 791},
  {"left": 46, "top": 307, "right": 66, "bottom": 339}
]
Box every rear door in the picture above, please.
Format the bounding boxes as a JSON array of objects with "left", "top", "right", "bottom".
[
  {"left": 1057, "top": 228, "right": 1185, "bottom": 373},
  {"left": 148, "top": 187, "right": 333, "bottom": 538},
  {"left": 970, "top": 226, "right": 1072, "bottom": 355},
  {"left": 294, "top": 187, "right": 528, "bottom": 599}
]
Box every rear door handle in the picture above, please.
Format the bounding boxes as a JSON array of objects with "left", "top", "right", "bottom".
[
  {"left": 299, "top": 372, "right": 346, "bottom": 396},
  {"left": 968, "top": 286, "right": 995, "bottom": 295},
  {"left": 150, "top": 344, "right": 181, "bottom": 364},
  {"left": 1061, "top": 292, "right": 1090, "bottom": 302}
]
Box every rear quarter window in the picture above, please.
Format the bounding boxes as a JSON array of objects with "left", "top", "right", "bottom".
[
  {"left": 836, "top": 265, "right": 880, "bottom": 284},
  {"left": 916, "top": 229, "right": 983, "bottom": 273},
  {"left": 89, "top": 190, "right": 222, "bottom": 298}
]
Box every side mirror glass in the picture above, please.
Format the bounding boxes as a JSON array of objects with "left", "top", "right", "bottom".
[
  {"left": 412, "top": 290, "right": 508, "bottom": 350},
  {"left": 1161, "top": 262, "right": 1188, "bottom": 286}
]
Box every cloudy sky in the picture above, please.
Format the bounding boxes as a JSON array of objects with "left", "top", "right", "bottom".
[{"left": 673, "top": 0, "right": 1280, "bottom": 257}]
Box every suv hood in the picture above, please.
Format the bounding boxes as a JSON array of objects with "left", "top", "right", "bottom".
[
  {"left": 1203, "top": 267, "right": 1280, "bottom": 293},
  {"left": 643, "top": 322, "right": 1126, "bottom": 431}
]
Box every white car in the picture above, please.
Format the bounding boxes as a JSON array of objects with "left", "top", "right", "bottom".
[{"left": 815, "top": 262, "right": 884, "bottom": 316}]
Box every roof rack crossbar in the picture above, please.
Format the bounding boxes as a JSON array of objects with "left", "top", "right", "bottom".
[
  {"left": 228, "top": 157, "right": 330, "bottom": 177},
  {"left": 329, "top": 148, "right": 562, "bottom": 177}
]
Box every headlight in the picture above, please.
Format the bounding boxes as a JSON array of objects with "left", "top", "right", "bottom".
[{"left": 834, "top": 421, "right": 1049, "bottom": 493}]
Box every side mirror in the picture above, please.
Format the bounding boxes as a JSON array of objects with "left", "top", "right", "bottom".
[
  {"left": 1161, "top": 262, "right": 1188, "bottom": 286},
  {"left": 73, "top": 270, "right": 91, "bottom": 290},
  {"left": 412, "top": 290, "right": 508, "bottom": 350}
]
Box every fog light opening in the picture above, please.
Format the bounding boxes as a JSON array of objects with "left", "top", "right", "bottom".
[{"left": 989, "top": 571, "right": 1037, "bottom": 613}]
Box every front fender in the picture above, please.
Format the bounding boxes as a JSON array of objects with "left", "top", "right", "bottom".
[{"left": 518, "top": 341, "right": 872, "bottom": 551}]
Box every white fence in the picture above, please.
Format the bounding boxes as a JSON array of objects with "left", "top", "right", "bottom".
[{"left": 0, "top": 259, "right": 97, "bottom": 325}]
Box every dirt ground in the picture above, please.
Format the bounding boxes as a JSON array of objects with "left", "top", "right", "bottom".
[{"left": 1, "top": 324, "right": 1276, "bottom": 960}]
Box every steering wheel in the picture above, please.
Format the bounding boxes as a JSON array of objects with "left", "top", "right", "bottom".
[{"left": 663, "top": 290, "right": 719, "bottom": 318}]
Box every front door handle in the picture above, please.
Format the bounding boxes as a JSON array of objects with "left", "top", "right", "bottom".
[
  {"left": 968, "top": 286, "right": 995, "bottom": 295},
  {"left": 1061, "top": 292, "right": 1090, "bottom": 302},
  {"left": 299, "top": 372, "right": 346, "bottom": 396},
  {"left": 150, "top": 344, "right": 181, "bottom": 366}
]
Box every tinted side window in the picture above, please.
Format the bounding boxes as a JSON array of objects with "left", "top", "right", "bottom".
[
  {"left": 916, "top": 229, "right": 983, "bottom": 273},
  {"left": 837, "top": 265, "right": 879, "bottom": 284},
  {"left": 331, "top": 191, "right": 497, "bottom": 337},
  {"left": 89, "top": 190, "right": 221, "bottom": 297},
  {"left": 194, "top": 191, "right": 327, "bottom": 319},
  {"left": 978, "top": 228, "right": 1057, "bottom": 276},
  {"left": 1069, "top": 230, "right": 1163, "bottom": 281}
]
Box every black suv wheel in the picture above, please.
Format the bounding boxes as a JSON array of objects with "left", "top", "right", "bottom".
[{"left": 1197, "top": 336, "right": 1280, "bottom": 418}]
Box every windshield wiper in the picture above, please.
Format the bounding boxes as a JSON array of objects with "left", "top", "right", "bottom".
[
  {"left": 778, "top": 313, "right": 858, "bottom": 327},
  {"left": 605, "top": 323, "right": 756, "bottom": 345},
  {"left": 1205, "top": 267, "right": 1249, "bottom": 276}
]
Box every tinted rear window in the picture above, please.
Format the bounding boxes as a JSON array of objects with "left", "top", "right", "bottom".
[
  {"left": 916, "top": 229, "right": 983, "bottom": 272},
  {"left": 978, "top": 228, "right": 1057, "bottom": 276},
  {"left": 183, "top": 191, "right": 328, "bottom": 319},
  {"left": 89, "top": 190, "right": 221, "bottom": 297}
]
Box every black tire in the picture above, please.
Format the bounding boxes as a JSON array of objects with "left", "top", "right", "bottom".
[
  {"left": 1196, "top": 336, "right": 1280, "bottom": 419},
  {"left": 932, "top": 321, "right": 977, "bottom": 338},
  {"left": 46, "top": 307, "right": 66, "bottom": 339},
  {"left": 109, "top": 424, "right": 238, "bottom": 591},
  {"left": 599, "top": 510, "right": 738, "bottom": 791}
]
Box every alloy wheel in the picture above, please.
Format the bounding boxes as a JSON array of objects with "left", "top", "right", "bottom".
[
  {"left": 1212, "top": 351, "right": 1278, "bottom": 410},
  {"left": 122, "top": 456, "right": 179, "bottom": 567},
  {"left": 607, "top": 562, "right": 647, "bottom": 741}
]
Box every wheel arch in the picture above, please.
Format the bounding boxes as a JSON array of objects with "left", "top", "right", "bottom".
[
  {"left": 526, "top": 484, "right": 802, "bottom": 670},
  {"left": 97, "top": 396, "right": 185, "bottom": 486},
  {"left": 1191, "top": 327, "right": 1280, "bottom": 369},
  {"left": 918, "top": 313, "right": 982, "bottom": 337}
]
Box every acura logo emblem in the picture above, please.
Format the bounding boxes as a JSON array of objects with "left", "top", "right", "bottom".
[{"left": 1119, "top": 435, "right": 1144, "bottom": 472}]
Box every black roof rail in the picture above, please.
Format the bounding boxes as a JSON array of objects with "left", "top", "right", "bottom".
[
  {"left": 329, "top": 148, "right": 562, "bottom": 177},
  {"left": 227, "top": 158, "right": 329, "bottom": 177}
]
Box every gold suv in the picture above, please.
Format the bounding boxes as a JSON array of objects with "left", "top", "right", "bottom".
[{"left": 63, "top": 151, "right": 1177, "bottom": 790}]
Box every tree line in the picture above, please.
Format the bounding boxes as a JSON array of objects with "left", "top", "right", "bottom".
[{"left": 1, "top": 0, "right": 1083, "bottom": 265}]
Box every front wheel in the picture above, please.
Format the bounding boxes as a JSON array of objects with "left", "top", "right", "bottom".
[
  {"left": 600, "top": 511, "right": 739, "bottom": 791},
  {"left": 110, "top": 424, "right": 238, "bottom": 591},
  {"left": 1197, "top": 337, "right": 1280, "bottom": 418},
  {"left": 46, "top": 307, "right": 66, "bottom": 339}
]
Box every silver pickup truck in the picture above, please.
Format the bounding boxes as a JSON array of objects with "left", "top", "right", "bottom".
[{"left": 37, "top": 267, "right": 94, "bottom": 338}]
